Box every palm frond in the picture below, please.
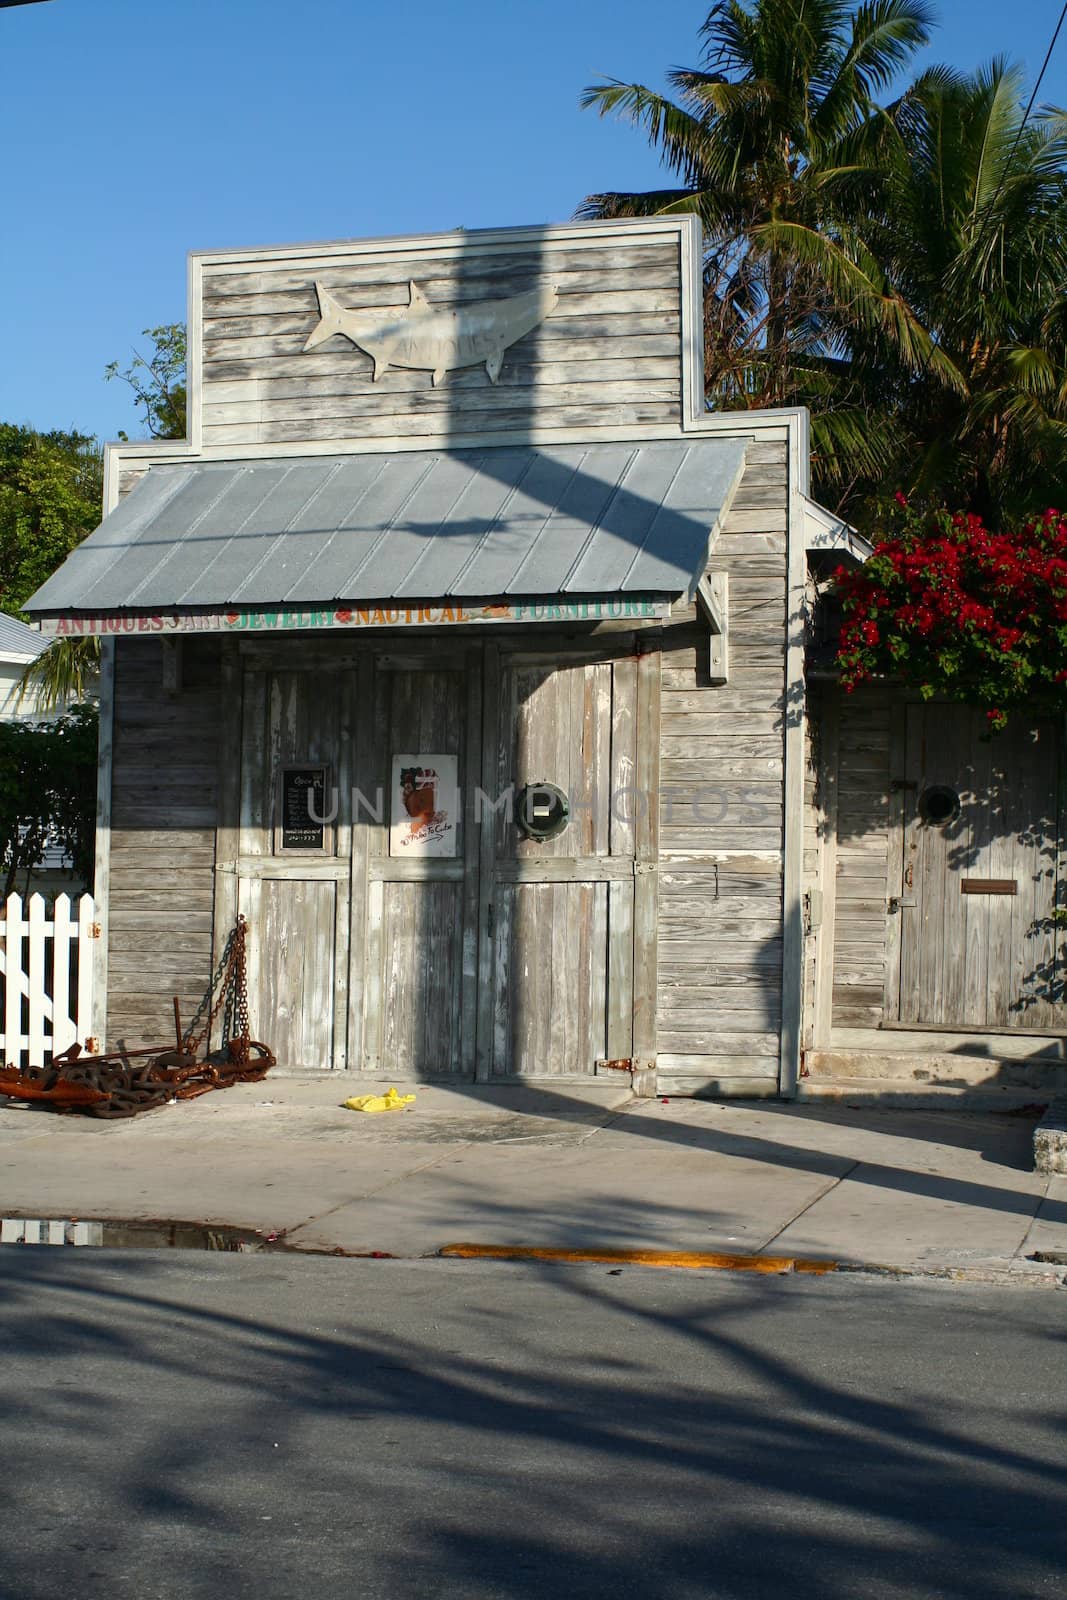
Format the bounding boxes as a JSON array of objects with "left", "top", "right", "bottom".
[{"left": 17, "top": 637, "right": 100, "bottom": 714}]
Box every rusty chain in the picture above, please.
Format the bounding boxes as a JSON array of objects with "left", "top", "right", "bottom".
[
  {"left": 0, "top": 916, "right": 274, "bottom": 1118},
  {"left": 184, "top": 915, "right": 248, "bottom": 1058}
]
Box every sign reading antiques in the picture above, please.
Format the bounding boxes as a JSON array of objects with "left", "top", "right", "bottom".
[{"left": 39, "top": 598, "right": 669, "bottom": 638}]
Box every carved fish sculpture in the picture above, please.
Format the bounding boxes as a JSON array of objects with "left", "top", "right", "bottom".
[{"left": 303, "top": 278, "right": 558, "bottom": 385}]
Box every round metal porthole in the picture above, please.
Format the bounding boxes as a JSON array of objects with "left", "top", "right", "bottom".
[
  {"left": 516, "top": 781, "right": 570, "bottom": 841},
  {"left": 919, "top": 784, "right": 962, "bottom": 826}
]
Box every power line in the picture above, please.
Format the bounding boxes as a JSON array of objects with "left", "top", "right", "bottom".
[
  {"left": 986, "top": 0, "right": 1067, "bottom": 224},
  {"left": 913, "top": 0, "right": 1067, "bottom": 387}
]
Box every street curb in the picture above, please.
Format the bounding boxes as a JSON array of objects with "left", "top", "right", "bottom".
[
  {"left": 436, "top": 1242, "right": 1067, "bottom": 1287},
  {"left": 1, "top": 1217, "right": 1063, "bottom": 1287},
  {"left": 438, "top": 1243, "right": 840, "bottom": 1273}
]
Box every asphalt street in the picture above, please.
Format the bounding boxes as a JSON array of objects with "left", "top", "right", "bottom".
[{"left": 1, "top": 1252, "right": 1064, "bottom": 1599}]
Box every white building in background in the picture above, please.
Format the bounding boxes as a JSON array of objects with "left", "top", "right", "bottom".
[{"left": 0, "top": 612, "right": 51, "bottom": 721}]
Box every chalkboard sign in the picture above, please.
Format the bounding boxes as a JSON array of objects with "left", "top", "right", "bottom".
[{"left": 280, "top": 766, "right": 328, "bottom": 850}]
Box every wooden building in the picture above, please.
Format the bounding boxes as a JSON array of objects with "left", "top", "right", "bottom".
[
  {"left": 26, "top": 218, "right": 1064, "bottom": 1099},
  {"left": 801, "top": 682, "right": 1066, "bottom": 1099}
]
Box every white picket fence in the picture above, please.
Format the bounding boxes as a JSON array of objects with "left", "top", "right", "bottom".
[{"left": 0, "top": 894, "right": 97, "bottom": 1068}]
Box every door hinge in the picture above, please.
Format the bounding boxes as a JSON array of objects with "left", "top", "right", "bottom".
[{"left": 890, "top": 778, "right": 918, "bottom": 791}]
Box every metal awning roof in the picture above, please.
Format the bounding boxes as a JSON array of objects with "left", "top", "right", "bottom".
[{"left": 26, "top": 440, "right": 747, "bottom": 618}]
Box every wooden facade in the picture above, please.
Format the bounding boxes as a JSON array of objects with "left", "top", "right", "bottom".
[
  {"left": 33, "top": 217, "right": 1063, "bottom": 1097},
  {"left": 100, "top": 430, "right": 796, "bottom": 1096},
  {"left": 32, "top": 216, "right": 861, "bottom": 1096}
]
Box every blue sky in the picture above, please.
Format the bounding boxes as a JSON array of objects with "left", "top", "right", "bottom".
[{"left": 2, "top": 0, "right": 1065, "bottom": 445}]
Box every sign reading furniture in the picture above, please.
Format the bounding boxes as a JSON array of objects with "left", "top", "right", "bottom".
[{"left": 39, "top": 598, "right": 670, "bottom": 637}]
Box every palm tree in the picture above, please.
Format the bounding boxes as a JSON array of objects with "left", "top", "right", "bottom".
[
  {"left": 874, "top": 61, "right": 1067, "bottom": 520},
  {"left": 579, "top": 0, "right": 953, "bottom": 506},
  {"left": 18, "top": 635, "right": 98, "bottom": 712}
]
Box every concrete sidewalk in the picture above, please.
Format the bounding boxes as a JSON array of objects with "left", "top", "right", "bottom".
[{"left": 0, "top": 1078, "right": 1064, "bottom": 1282}]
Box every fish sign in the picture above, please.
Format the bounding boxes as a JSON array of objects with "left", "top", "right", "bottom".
[{"left": 303, "top": 278, "right": 558, "bottom": 386}]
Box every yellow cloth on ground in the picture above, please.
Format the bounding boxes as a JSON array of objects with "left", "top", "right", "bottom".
[{"left": 342, "top": 1086, "right": 415, "bottom": 1114}]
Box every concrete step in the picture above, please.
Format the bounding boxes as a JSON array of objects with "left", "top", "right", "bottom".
[
  {"left": 797, "top": 1075, "right": 1052, "bottom": 1111},
  {"left": 804, "top": 1049, "right": 1067, "bottom": 1093},
  {"left": 829, "top": 1027, "right": 1067, "bottom": 1062}
]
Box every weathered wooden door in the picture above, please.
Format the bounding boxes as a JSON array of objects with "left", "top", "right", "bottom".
[
  {"left": 896, "top": 705, "right": 1064, "bottom": 1030},
  {"left": 235, "top": 667, "right": 352, "bottom": 1070},
  {"left": 352, "top": 648, "right": 482, "bottom": 1076},
  {"left": 230, "top": 637, "right": 657, "bottom": 1076},
  {"left": 477, "top": 642, "right": 650, "bottom": 1078}
]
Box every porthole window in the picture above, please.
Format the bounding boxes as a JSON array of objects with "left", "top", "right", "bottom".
[
  {"left": 516, "top": 781, "right": 570, "bottom": 841},
  {"left": 919, "top": 784, "right": 961, "bottom": 826}
]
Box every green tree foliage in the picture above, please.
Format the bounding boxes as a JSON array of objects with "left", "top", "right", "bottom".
[
  {"left": 579, "top": 0, "right": 942, "bottom": 505},
  {"left": 0, "top": 425, "right": 102, "bottom": 616},
  {"left": 873, "top": 62, "right": 1067, "bottom": 521},
  {"left": 105, "top": 324, "right": 187, "bottom": 441},
  {"left": 0, "top": 705, "right": 98, "bottom": 898},
  {"left": 16, "top": 324, "right": 188, "bottom": 711},
  {"left": 579, "top": 1, "right": 1067, "bottom": 525}
]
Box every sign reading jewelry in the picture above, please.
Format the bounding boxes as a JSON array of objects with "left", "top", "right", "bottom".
[{"left": 39, "top": 598, "right": 669, "bottom": 637}]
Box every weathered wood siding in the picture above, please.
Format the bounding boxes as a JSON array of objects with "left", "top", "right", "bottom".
[
  {"left": 801, "top": 690, "right": 823, "bottom": 1049},
  {"left": 106, "top": 638, "right": 220, "bottom": 1049},
  {"left": 828, "top": 683, "right": 893, "bottom": 1028},
  {"left": 655, "top": 443, "right": 789, "bottom": 1095},
  {"left": 198, "top": 236, "right": 684, "bottom": 449}
]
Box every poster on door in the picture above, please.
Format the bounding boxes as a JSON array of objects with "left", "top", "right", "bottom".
[{"left": 390, "top": 755, "right": 459, "bottom": 857}]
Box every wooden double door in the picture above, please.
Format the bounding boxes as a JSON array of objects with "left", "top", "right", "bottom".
[
  {"left": 226, "top": 636, "right": 657, "bottom": 1077},
  {"left": 894, "top": 704, "right": 1064, "bottom": 1031}
]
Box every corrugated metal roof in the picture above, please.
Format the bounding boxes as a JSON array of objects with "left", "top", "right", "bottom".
[
  {"left": 0, "top": 612, "right": 48, "bottom": 660},
  {"left": 26, "top": 439, "right": 747, "bottom": 615}
]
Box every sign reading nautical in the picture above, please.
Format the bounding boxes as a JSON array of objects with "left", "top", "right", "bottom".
[
  {"left": 304, "top": 278, "right": 558, "bottom": 386},
  {"left": 40, "top": 598, "right": 668, "bottom": 638}
]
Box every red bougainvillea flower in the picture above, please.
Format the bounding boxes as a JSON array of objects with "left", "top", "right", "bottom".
[{"left": 832, "top": 504, "right": 1067, "bottom": 730}]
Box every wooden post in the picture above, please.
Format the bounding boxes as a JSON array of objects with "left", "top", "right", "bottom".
[
  {"left": 631, "top": 637, "right": 662, "bottom": 1095},
  {"left": 51, "top": 893, "right": 73, "bottom": 1055},
  {"left": 475, "top": 642, "right": 501, "bottom": 1082},
  {"left": 90, "top": 639, "right": 114, "bottom": 1050},
  {"left": 212, "top": 641, "right": 242, "bottom": 1054},
  {"left": 779, "top": 413, "right": 808, "bottom": 1096}
]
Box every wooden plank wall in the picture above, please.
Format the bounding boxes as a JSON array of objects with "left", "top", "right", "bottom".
[
  {"left": 197, "top": 238, "right": 683, "bottom": 448},
  {"left": 830, "top": 683, "right": 892, "bottom": 1027},
  {"left": 801, "top": 694, "right": 822, "bottom": 1049},
  {"left": 655, "top": 443, "right": 789, "bottom": 1096},
  {"left": 105, "top": 638, "right": 221, "bottom": 1049}
]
